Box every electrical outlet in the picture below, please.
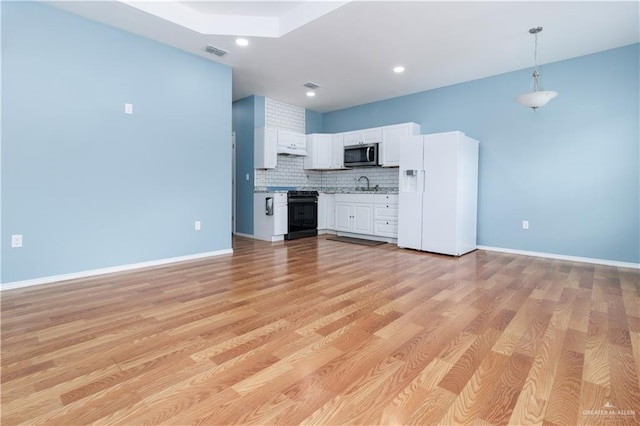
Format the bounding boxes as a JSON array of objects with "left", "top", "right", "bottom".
[
  {"left": 195, "top": 221, "right": 201, "bottom": 231},
  {"left": 125, "top": 103, "right": 133, "bottom": 114},
  {"left": 11, "top": 234, "right": 23, "bottom": 248},
  {"left": 522, "top": 220, "right": 529, "bottom": 230},
  {"left": 245, "top": 173, "right": 250, "bottom": 181}
]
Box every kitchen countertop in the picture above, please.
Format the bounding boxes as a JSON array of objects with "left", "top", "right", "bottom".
[
  {"left": 254, "top": 186, "right": 398, "bottom": 194},
  {"left": 320, "top": 188, "right": 398, "bottom": 194}
]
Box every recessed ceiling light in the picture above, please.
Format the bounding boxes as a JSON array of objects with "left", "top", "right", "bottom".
[
  {"left": 236, "top": 38, "right": 249, "bottom": 47},
  {"left": 306, "top": 91, "right": 316, "bottom": 97},
  {"left": 393, "top": 66, "right": 405, "bottom": 73}
]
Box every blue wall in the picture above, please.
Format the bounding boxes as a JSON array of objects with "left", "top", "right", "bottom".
[
  {"left": 1, "top": 2, "right": 233, "bottom": 283},
  {"left": 323, "top": 44, "right": 640, "bottom": 264},
  {"left": 232, "top": 95, "right": 265, "bottom": 235},
  {"left": 306, "top": 109, "right": 324, "bottom": 133}
]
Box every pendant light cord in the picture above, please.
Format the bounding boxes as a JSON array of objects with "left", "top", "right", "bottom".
[{"left": 531, "top": 30, "right": 541, "bottom": 92}]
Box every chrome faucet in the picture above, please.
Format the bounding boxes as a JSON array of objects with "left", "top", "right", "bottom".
[{"left": 357, "top": 175, "right": 370, "bottom": 191}]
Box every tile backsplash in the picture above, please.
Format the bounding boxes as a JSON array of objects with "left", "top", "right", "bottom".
[
  {"left": 256, "top": 98, "right": 399, "bottom": 191},
  {"left": 265, "top": 98, "right": 305, "bottom": 134},
  {"left": 255, "top": 155, "right": 322, "bottom": 189},
  {"left": 320, "top": 167, "right": 399, "bottom": 191},
  {"left": 256, "top": 99, "right": 313, "bottom": 187}
]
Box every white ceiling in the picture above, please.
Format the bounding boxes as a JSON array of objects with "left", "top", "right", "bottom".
[
  {"left": 181, "top": 1, "right": 304, "bottom": 17},
  {"left": 47, "top": 1, "right": 639, "bottom": 113}
]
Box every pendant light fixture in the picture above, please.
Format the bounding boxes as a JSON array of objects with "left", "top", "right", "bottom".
[{"left": 516, "top": 27, "right": 558, "bottom": 110}]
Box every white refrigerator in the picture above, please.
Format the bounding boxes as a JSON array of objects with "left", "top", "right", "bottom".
[{"left": 398, "top": 131, "right": 479, "bottom": 256}]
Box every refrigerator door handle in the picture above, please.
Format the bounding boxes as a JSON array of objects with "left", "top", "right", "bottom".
[{"left": 418, "top": 170, "right": 426, "bottom": 193}]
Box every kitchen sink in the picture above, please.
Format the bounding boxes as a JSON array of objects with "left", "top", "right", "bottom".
[{"left": 355, "top": 184, "right": 381, "bottom": 192}]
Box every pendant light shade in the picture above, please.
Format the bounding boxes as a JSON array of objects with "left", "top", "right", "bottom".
[
  {"left": 515, "top": 90, "right": 558, "bottom": 109},
  {"left": 516, "top": 27, "right": 558, "bottom": 110}
]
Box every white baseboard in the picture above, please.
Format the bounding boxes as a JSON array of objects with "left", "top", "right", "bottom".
[
  {"left": 1, "top": 249, "right": 233, "bottom": 291},
  {"left": 477, "top": 245, "right": 640, "bottom": 270},
  {"left": 233, "top": 232, "right": 284, "bottom": 242},
  {"left": 335, "top": 232, "right": 397, "bottom": 244},
  {"left": 233, "top": 232, "right": 256, "bottom": 239}
]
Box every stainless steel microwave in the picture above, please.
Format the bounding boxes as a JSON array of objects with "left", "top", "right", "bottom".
[{"left": 344, "top": 143, "right": 379, "bottom": 167}]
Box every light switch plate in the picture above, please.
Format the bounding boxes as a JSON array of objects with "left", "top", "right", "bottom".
[{"left": 125, "top": 103, "right": 133, "bottom": 114}]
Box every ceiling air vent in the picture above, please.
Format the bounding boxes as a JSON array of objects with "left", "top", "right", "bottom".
[
  {"left": 204, "top": 44, "right": 228, "bottom": 57},
  {"left": 303, "top": 82, "right": 321, "bottom": 90}
]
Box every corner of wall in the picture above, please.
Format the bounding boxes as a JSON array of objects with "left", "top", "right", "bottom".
[{"left": 305, "top": 109, "right": 324, "bottom": 134}]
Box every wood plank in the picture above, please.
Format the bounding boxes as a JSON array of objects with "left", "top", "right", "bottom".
[{"left": 1, "top": 235, "right": 638, "bottom": 425}]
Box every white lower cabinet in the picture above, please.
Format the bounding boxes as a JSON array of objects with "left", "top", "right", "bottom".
[
  {"left": 353, "top": 203, "right": 374, "bottom": 234},
  {"left": 335, "top": 202, "right": 351, "bottom": 232},
  {"left": 333, "top": 193, "right": 398, "bottom": 239},
  {"left": 334, "top": 194, "right": 374, "bottom": 235},
  {"left": 373, "top": 194, "right": 399, "bottom": 238},
  {"left": 274, "top": 199, "right": 288, "bottom": 236},
  {"left": 318, "top": 193, "right": 335, "bottom": 232},
  {"left": 253, "top": 193, "right": 288, "bottom": 241},
  {"left": 326, "top": 194, "right": 336, "bottom": 230}
]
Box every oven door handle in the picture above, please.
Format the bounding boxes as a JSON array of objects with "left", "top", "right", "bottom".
[
  {"left": 366, "top": 146, "right": 371, "bottom": 162},
  {"left": 288, "top": 198, "right": 318, "bottom": 204}
]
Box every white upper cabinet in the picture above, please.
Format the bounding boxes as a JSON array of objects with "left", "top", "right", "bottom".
[
  {"left": 293, "top": 132, "right": 306, "bottom": 151},
  {"left": 362, "top": 127, "right": 382, "bottom": 143},
  {"left": 331, "top": 133, "right": 345, "bottom": 169},
  {"left": 343, "top": 130, "right": 363, "bottom": 146},
  {"left": 304, "top": 134, "right": 332, "bottom": 169},
  {"left": 343, "top": 127, "right": 382, "bottom": 146},
  {"left": 381, "top": 122, "right": 420, "bottom": 167},
  {"left": 257, "top": 123, "right": 420, "bottom": 170},
  {"left": 304, "top": 133, "right": 345, "bottom": 170},
  {"left": 254, "top": 127, "right": 278, "bottom": 169},
  {"left": 277, "top": 130, "right": 307, "bottom": 155}
]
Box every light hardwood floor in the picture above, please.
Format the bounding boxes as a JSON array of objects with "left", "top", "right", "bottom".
[{"left": 2, "top": 235, "right": 639, "bottom": 425}]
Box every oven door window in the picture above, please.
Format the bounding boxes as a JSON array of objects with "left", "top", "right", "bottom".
[{"left": 288, "top": 201, "right": 317, "bottom": 233}]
